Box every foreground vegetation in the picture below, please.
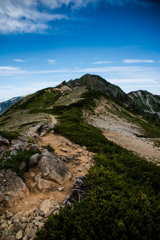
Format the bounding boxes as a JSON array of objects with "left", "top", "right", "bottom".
[{"left": 35, "top": 90, "right": 160, "bottom": 240}]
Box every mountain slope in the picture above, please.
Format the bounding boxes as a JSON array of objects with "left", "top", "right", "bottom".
[
  {"left": 0, "top": 96, "right": 23, "bottom": 114},
  {"left": 128, "top": 90, "right": 160, "bottom": 117},
  {"left": 1, "top": 74, "right": 160, "bottom": 240}
]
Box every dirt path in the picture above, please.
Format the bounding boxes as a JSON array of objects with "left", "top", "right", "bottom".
[{"left": 11, "top": 133, "right": 94, "bottom": 214}]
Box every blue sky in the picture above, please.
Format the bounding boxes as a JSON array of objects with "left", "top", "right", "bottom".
[{"left": 0, "top": 0, "right": 160, "bottom": 100}]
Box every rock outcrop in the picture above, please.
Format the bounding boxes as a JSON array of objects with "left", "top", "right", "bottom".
[
  {"left": 27, "top": 123, "right": 50, "bottom": 138},
  {"left": 0, "top": 169, "right": 29, "bottom": 208},
  {"left": 38, "top": 149, "right": 71, "bottom": 185}
]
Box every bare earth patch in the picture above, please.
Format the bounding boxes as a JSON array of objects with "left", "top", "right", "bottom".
[
  {"left": 87, "top": 98, "right": 160, "bottom": 164},
  {"left": 89, "top": 110, "right": 160, "bottom": 163}
]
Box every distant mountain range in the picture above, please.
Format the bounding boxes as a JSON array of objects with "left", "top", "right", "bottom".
[{"left": 0, "top": 96, "right": 23, "bottom": 114}]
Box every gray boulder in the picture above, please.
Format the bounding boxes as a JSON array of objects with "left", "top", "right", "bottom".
[
  {"left": 29, "top": 153, "right": 40, "bottom": 166},
  {"left": 10, "top": 141, "right": 25, "bottom": 152},
  {"left": 29, "top": 144, "right": 40, "bottom": 153},
  {"left": 0, "top": 169, "right": 29, "bottom": 207},
  {"left": 38, "top": 149, "right": 71, "bottom": 185}
]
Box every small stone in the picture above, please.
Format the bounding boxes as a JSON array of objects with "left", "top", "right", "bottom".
[
  {"left": 14, "top": 219, "right": 22, "bottom": 232},
  {"left": 6, "top": 211, "right": 14, "bottom": 219},
  {"left": 34, "top": 216, "right": 43, "bottom": 221},
  {"left": 57, "top": 187, "right": 65, "bottom": 191},
  {"left": 8, "top": 224, "right": 14, "bottom": 231},
  {"left": 60, "top": 148, "right": 68, "bottom": 152},
  {"left": 25, "top": 227, "right": 36, "bottom": 238},
  {"left": 22, "top": 223, "right": 27, "bottom": 230},
  {"left": 38, "top": 222, "right": 44, "bottom": 228},
  {"left": 16, "top": 230, "right": 23, "bottom": 239},
  {"left": 29, "top": 172, "right": 35, "bottom": 178},
  {"left": 1, "top": 222, "right": 8, "bottom": 229},
  {"left": 22, "top": 236, "right": 28, "bottom": 240},
  {"left": 66, "top": 142, "right": 72, "bottom": 147},
  {"left": 78, "top": 169, "right": 82, "bottom": 172},
  {"left": 20, "top": 217, "right": 27, "bottom": 223}
]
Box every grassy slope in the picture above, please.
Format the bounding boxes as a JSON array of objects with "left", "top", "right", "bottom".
[{"left": 35, "top": 89, "right": 160, "bottom": 240}]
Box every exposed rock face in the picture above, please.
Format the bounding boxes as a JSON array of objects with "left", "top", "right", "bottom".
[
  {"left": 0, "top": 136, "right": 9, "bottom": 151},
  {"left": 34, "top": 173, "right": 56, "bottom": 193},
  {"left": 10, "top": 141, "right": 25, "bottom": 151},
  {"left": 0, "top": 136, "right": 9, "bottom": 146},
  {"left": 128, "top": 90, "right": 160, "bottom": 117},
  {"left": 0, "top": 169, "right": 29, "bottom": 207},
  {"left": 27, "top": 123, "right": 50, "bottom": 138},
  {"left": 38, "top": 149, "right": 71, "bottom": 185}
]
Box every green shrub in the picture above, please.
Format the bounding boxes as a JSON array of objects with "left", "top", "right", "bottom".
[
  {"left": 35, "top": 88, "right": 160, "bottom": 240},
  {"left": 0, "top": 130, "right": 19, "bottom": 143},
  {"left": 0, "top": 149, "right": 33, "bottom": 177},
  {"left": 27, "top": 136, "right": 35, "bottom": 144},
  {"left": 42, "top": 144, "right": 55, "bottom": 153}
]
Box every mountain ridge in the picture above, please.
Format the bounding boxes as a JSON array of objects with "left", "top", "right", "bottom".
[{"left": 0, "top": 74, "right": 160, "bottom": 240}]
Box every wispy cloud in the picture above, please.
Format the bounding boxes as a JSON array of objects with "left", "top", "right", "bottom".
[
  {"left": 47, "top": 59, "right": 56, "bottom": 64},
  {"left": 0, "top": 66, "right": 27, "bottom": 76},
  {"left": 14, "top": 59, "right": 25, "bottom": 62},
  {"left": 0, "top": 0, "right": 68, "bottom": 34},
  {"left": 123, "top": 59, "right": 155, "bottom": 63},
  {"left": 92, "top": 61, "right": 113, "bottom": 64}
]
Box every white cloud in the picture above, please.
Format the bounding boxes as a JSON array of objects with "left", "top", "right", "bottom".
[
  {"left": 0, "top": 66, "right": 19, "bottom": 70},
  {"left": 47, "top": 59, "right": 56, "bottom": 64},
  {"left": 0, "top": 0, "right": 68, "bottom": 34},
  {"left": 123, "top": 59, "right": 155, "bottom": 63},
  {"left": 40, "top": 0, "right": 98, "bottom": 9},
  {"left": 92, "top": 61, "right": 113, "bottom": 64},
  {"left": 14, "top": 59, "right": 25, "bottom": 62},
  {"left": 0, "top": 66, "right": 27, "bottom": 76}
]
